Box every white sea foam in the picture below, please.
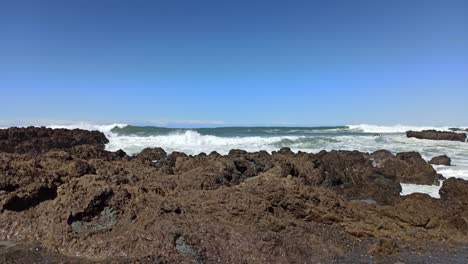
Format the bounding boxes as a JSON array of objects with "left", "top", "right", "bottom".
[
  {"left": 401, "top": 183, "right": 442, "bottom": 198},
  {"left": 106, "top": 130, "right": 303, "bottom": 155},
  {"left": 347, "top": 124, "right": 458, "bottom": 133},
  {"left": 434, "top": 165, "right": 468, "bottom": 181}
]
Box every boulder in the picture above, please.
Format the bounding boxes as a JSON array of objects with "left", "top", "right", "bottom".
[
  {"left": 439, "top": 178, "right": 468, "bottom": 202},
  {"left": 429, "top": 155, "right": 452, "bottom": 166},
  {"left": 313, "top": 150, "right": 402, "bottom": 204},
  {"left": 370, "top": 151, "right": 440, "bottom": 185},
  {"left": 136, "top": 147, "right": 167, "bottom": 161}
]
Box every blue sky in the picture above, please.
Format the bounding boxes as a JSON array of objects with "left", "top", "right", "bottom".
[{"left": 1, "top": 0, "right": 468, "bottom": 126}]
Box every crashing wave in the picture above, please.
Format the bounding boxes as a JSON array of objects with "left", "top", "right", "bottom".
[{"left": 105, "top": 130, "right": 302, "bottom": 155}]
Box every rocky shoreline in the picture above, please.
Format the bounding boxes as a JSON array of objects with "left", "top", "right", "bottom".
[{"left": 1, "top": 127, "right": 468, "bottom": 263}]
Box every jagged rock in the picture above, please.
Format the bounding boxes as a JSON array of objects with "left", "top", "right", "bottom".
[
  {"left": 70, "top": 145, "right": 127, "bottom": 161},
  {"left": 430, "top": 155, "right": 452, "bottom": 166},
  {"left": 439, "top": 178, "right": 468, "bottom": 202},
  {"left": 312, "top": 150, "right": 402, "bottom": 204},
  {"left": 0, "top": 127, "right": 109, "bottom": 154},
  {"left": 275, "top": 147, "right": 295, "bottom": 156},
  {"left": 407, "top": 130, "right": 467, "bottom": 142},
  {"left": 371, "top": 151, "right": 440, "bottom": 185},
  {"left": 208, "top": 151, "right": 221, "bottom": 157},
  {"left": 136, "top": 147, "right": 167, "bottom": 161},
  {"left": 228, "top": 149, "right": 248, "bottom": 156}
]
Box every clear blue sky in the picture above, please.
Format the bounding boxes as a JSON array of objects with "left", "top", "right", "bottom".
[{"left": 2, "top": 0, "right": 468, "bottom": 126}]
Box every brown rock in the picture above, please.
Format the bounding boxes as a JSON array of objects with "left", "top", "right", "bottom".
[
  {"left": 407, "top": 130, "right": 467, "bottom": 142},
  {"left": 430, "top": 155, "right": 452, "bottom": 166},
  {"left": 371, "top": 151, "right": 440, "bottom": 185},
  {"left": 368, "top": 239, "right": 399, "bottom": 256},
  {"left": 136, "top": 147, "right": 167, "bottom": 161},
  {"left": 1, "top": 128, "right": 468, "bottom": 263},
  {"left": 0, "top": 127, "right": 109, "bottom": 154},
  {"left": 439, "top": 178, "right": 468, "bottom": 202}
]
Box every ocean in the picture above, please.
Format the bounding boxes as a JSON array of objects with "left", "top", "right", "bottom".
[{"left": 45, "top": 123, "right": 468, "bottom": 198}]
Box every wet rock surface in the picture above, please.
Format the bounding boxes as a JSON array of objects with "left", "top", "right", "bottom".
[
  {"left": 407, "top": 130, "right": 467, "bottom": 142},
  {"left": 430, "top": 155, "right": 452, "bottom": 166},
  {"left": 0, "top": 128, "right": 468, "bottom": 263}
]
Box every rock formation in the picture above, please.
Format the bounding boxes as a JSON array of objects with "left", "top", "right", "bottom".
[
  {"left": 0, "top": 127, "right": 109, "bottom": 154},
  {"left": 0, "top": 127, "right": 467, "bottom": 263},
  {"left": 407, "top": 130, "right": 467, "bottom": 142}
]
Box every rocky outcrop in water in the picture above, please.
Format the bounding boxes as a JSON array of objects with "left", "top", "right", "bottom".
[
  {"left": 406, "top": 130, "right": 467, "bottom": 142},
  {"left": 0, "top": 127, "right": 467, "bottom": 263},
  {"left": 430, "top": 155, "right": 452, "bottom": 166},
  {"left": 449, "top": 128, "right": 468, "bottom": 132}
]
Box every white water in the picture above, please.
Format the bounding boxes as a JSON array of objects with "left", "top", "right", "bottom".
[
  {"left": 400, "top": 183, "right": 443, "bottom": 198},
  {"left": 108, "top": 132, "right": 304, "bottom": 155},
  {"left": 348, "top": 124, "right": 456, "bottom": 133},
  {"left": 39, "top": 122, "right": 468, "bottom": 199}
]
